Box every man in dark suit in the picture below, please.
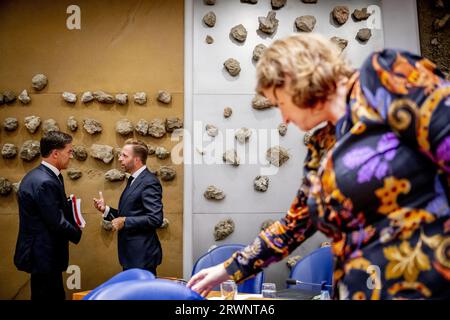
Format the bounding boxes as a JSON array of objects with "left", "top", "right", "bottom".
[
  {"left": 14, "top": 131, "right": 82, "bottom": 300},
  {"left": 93, "top": 139, "right": 163, "bottom": 275}
]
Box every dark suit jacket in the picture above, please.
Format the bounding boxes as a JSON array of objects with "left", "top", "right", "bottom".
[
  {"left": 14, "top": 164, "right": 82, "bottom": 274},
  {"left": 105, "top": 168, "right": 163, "bottom": 270}
]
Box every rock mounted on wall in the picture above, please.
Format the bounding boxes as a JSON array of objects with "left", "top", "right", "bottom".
[
  {"left": 204, "top": 185, "right": 225, "bottom": 200},
  {"left": 90, "top": 144, "right": 114, "bottom": 164},
  {"left": 148, "top": 119, "right": 166, "bottom": 138},
  {"left": 230, "top": 24, "right": 247, "bottom": 42},
  {"left": 0, "top": 177, "right": 13, "bottom": 196},
  {"left": 3, "top": 117, "right": 18, "bottom": 131},
  {"left": 134, "top": 92, "right": 147, "bottom": 105},
  {"left": 42, "top": 119, "right": 59, "bottom": 134},
  {"left": 105, "top": 169, "right": 126, "bottom": 182},
  {"left": 266, "top": 145, "right": 290, "bottom": 167},
  {"left": 254, "top": 175, "right": 269, "bottom": 192},
  {"left": 3, "top": 91, "right": 16, "bottom": 104},
  {"left": 260, "top": 219, "right": 275, "bottom": 231},
  {"left": 73, "top": 145, "right": 88, "bottom": 161},
  {"left": 2, "top": 143, "right": 17, "bottom": 159},
  {"left": 235, "top": 127, "right": 252, "bottom": 144},
  {"left": 19, "top": 90, "right": 31, "bottom": 104},
  {"left": 330, "top": 36, "right": 348, "bottom": 52},
  {"left": 223, "top": 107, "right": 233, "bottom": 118},
  {"left": 157, "top": 90, "right": 172, "bottom": 104},
  {"left": 258, "top": 11, "right": 279, "bottom": 35},
  {"left": 159, "top": 166, "right": 176, "bottom": 181},
  {"left": 32, "top": 74, "right": 48, "bottom": 91},
  {"left": 241, "top": 0, "right": 258, "bottom": 4},
  {"left": 24, "top": 115, "right": 41, "bottom": 134},
  {"left": 206, "top": 124, "right": 219, "bottom": 137},
  {"left": 286, "top": 255, "right": 302, "bottom": 269},
  {"left": 252, "top": 44, "right": 267, "bottom": 62},
  {"left": 83, "top": 118, "right": 103, "bottom": 135},
  {"left": 62, "top": 92, "right": 77, "bottom": 103},
  {"left": 252, "top": 94, "right": 275, "bottom": 109},
  {"left": 352, "top": 8, "right": 371, "bottom": 21},
  {"left": 102, "top": 219, "right": 113, "bottom": 231},
  {"left": 165, "top": 117, "right": 183, "bottom": 133},
  {"left": 204, "top": 0, "right": 216, "bottom": 5},
  {"left": 206, "top": 35, "right": 214, "bottom": 44},
  {"left": 214, "top": 218, "right": 234, "bottom": 241},
  {"left": 115, "top": 93, "right": 128, "bottom": 105},
  {"left": 158, "top": 217, "right": 170, "bottom": 229},
  {"left": 93, "top": 91, "right": 115, "bottom": 104},
  {"left": 295, "top": 15, "right": 316, "bottom": 32},
  {"left": 433, "top": 14, "right": 450, "bottom": 30},
  {"left": 20, "top": 140, "right": 40, "bottom": 161},
  {"left": 357, "top": 28, "right": 372, "bottom": 42},
  {"left": 155, "top": 147, "right": 171, "bottom": 160},
  {"left": 147, "top": 144, "right": 156, "bottom": 156},
  {"left": 12, "top": 181, "right": 21, "bottom": 193},
  {"left": 67, "top": 116, "right": 78, "bottom": 132},
  {"left": 278, "top": 123, "right": 288, "bottom": 136},
  {"left": 332, "top": 6, "right": 349, "bottom": 25},
  {"left": 135, "top": 119, "right": 149, "bottom": 136},
  {"left": 271, "top": 0, "right": 286, "bottom": 9},
  {"left": 203, "top": 11, "right": 216, "bottom": 27},
  {"left": 302, "top": 0, "right": 317, "bottom": 2},
  {"left": 223, "top": 149, "right": 240, "bottom": 166},
  {"left": 67, "top": 168, "right": 82, "bottom": 180},
  {"left": 115, "top": 119, "right": 134, "bottom": 136},
  {"left": 81, "top": 91, "right": 94, "bottom": 103},
  {"left": 224, "top": 58, "right": 241, "bottom": 76}
]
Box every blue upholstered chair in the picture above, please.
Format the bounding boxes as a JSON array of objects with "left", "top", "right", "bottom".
[
  {"left": 288, "top": 246, "right": 334, "bottom": 293},
  {"left": 84, "top": 278, "right": 204, "bottom": 300},
  {"left": 192, "top": 244, "right": 264, "bottom": 294},
  {"left": 82, "top": 268, "right": 155, "bottom": 300}
]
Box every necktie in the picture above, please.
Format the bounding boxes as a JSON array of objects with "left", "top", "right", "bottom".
[
  {"left": 125, "top": 176, "right": 134, "bottom": 190},
  {"left": 119, "top": 176, "right": 134, "bottom": 208},
  {"left": 58, "top": 173, "right": 64, "bottom": 186}
]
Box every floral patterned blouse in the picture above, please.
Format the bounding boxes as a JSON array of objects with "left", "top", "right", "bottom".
[{"left": 223, "top": 49, "right": 450, "bottom": 300}]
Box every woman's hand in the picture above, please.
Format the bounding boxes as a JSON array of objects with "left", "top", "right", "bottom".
[{"left": 187, "top": 264, "right": 231, "bottom": 298}]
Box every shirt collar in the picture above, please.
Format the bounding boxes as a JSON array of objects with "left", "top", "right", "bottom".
[
  {"left": 41, "top": 161, "right": 60, "bottom": 177},
  {"left": 131, "top": 166, "right": 147, "bottom": 180}
]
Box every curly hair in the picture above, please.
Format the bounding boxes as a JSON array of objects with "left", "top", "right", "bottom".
[{"left": 256, "top": 33, "right": 354, "bottom": 108}]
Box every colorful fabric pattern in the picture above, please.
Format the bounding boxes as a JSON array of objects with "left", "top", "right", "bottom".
[{"left": 224, "top": 49, "right": 450, "bottom": 299}]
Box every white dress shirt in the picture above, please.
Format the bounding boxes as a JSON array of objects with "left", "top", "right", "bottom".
[{"left": 103, "top": 166, "right": 147, "bottom": 218}]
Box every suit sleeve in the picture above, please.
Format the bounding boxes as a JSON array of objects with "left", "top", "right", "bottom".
[
  {"left": 104, "top": 207, "right": 118, "bottom": 221},
  {"left": 36, "top": 181, "right": 82, "bottom": 244},
  {"left": 124, "top": 179, "right": 163, "bottom": 231}
]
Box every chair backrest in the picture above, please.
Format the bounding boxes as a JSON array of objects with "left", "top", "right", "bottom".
[
  {"left": 84, "top": 279, "right": 204, "bottom": 300},
  {"left": 288, "top": 246, "right": 333, "bottom": 293},
  {"left": 192, "top": 244, "right": 264, "bottom": 294},
  {"left": 83, "top": 268, "right": 155, "bottom": 300}
]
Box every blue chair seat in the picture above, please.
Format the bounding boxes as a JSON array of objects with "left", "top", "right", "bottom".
[
  {"left": 288, "top": 246, "right": 333, "bottom": 293},
  {"left": 192, "top": 244, "right": 264, "bottom": 294},
  {"left": 84, "top": 279, "right": 204, "bottom": 300},
  {"left": 83, "top": 268, "right": 155, "bottom": 300}
]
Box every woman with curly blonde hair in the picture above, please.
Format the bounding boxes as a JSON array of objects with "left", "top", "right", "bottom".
[{"left": 188, "top": 33, "right": 450, "bottom": 300}]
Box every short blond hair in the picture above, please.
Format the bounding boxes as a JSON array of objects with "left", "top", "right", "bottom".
[
  {"left": 124, "top": 138, "right": 148, "bottom": 164},
  {"left": 256, "top": 33, "right": 354, "bottom": 108}
]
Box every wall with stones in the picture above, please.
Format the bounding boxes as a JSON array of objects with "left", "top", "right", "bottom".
[
  {"left": 0, "top": 0, "right": 184, "bottom": 299},
  {"left": 184, "top": 0, "right": 421, "bottom": 291}
]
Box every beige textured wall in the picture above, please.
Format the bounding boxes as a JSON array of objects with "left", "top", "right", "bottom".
[{"left": 0, "top": 0, "right": 184, "bottom": 299}]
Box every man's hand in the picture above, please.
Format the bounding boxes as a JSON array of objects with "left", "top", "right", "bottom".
[
  {"left": 112, "top": 217, "right": 126, "bottom": 231},
  {"left": 93, "top": 191, "right": 106, "bottom": 213}
]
